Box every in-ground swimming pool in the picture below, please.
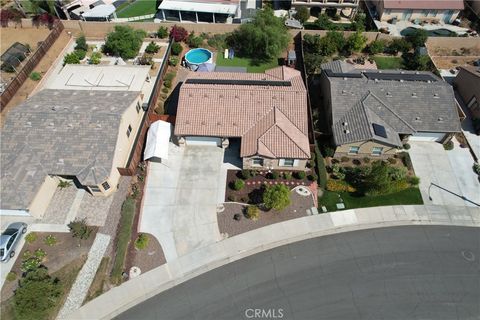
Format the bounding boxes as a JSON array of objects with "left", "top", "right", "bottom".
[
  {"left": 185, "top": 48, "right": 213, "bottom": 65},
  {"left": 400, "top": 27, "right": 457, "bottom": 37}
]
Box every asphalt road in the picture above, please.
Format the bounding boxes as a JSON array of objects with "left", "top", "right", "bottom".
[{"left": 116, "top": 226, "right": 480, "bottom": 320}]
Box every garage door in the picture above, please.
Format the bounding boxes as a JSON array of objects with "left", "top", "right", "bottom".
[
  {"left": 409, "top": 132, "right": 446, "bottom": 142},
  {"left": 185, "top": 136, "right": 221, "bottom": 147}
]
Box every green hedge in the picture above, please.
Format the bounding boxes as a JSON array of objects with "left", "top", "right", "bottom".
[
  {"left": 315, "top": 145, "right": 327, "bottom": 189},
  {"left": 111, "top": 197, "right": 136, "bottom": 284}
]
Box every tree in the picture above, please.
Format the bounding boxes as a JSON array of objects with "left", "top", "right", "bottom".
[
  {"left": 325, "top": 31, "right": 346, "bottom": 53},
  {"left": 387, "top": 38, "right": 412, "bottom": 54},
  {"left": 345, "top": 31, "right": 367, "bottom": 54},
  {"left": 304, "top": 53, "right": 325, "bottom": 75},
  {"left": 406, "top": 29, "right": 428, "bottom": 48},
  {"left": 171, "top": 42, "right": 182, "bottom": 55},
  {"left": 63, "top": 52, "right": 80, "bottom": 65},
  {"left": 169, "top": 25, "right": 188, "bottom": 42},
  {"left": 186, "top": 32, "right": 203, "bottom": 48},
  {"left": 228, "top": 8, "right": 290, "bottom": 61},
  {"left": 157, "top": 26, "right": 169, "bottom": 39},
  {"left": 367, "top": 39, "right": 386, "bottom": 55},
  {"left": 294, "top": 7, "right": 310, "bottom": 24},
  {"left": 303, "top": 34, "right": 322, "bottom": 53},
  {"left": 89, "top": 51, "right": 102, "bottom": 64},
  {"left": 350, "top": 12, "right": 366, "bottom": 31},
  {"left": 103, "top": 25, "right": 146, "bottom": 59},
  {"left": 68, "top": 218, "right": 92, "bottom": 240},
  {"left": 75, "top": 35, "right": 88, "bottom": 52},
  {"left": 263, "top": 184, "right": 291, "bottom": 210},
  {"left": 145, "top": 41, "right": 160, "bottom": 54},
  {"left": 313, "top": 13, "right": 336, "bottom": 30},
  {"left": 13, "top": 268, "right": 62, "bottom": 320},
  {"left": 363, "top": 161, "right": 392, "bottom": 195}
]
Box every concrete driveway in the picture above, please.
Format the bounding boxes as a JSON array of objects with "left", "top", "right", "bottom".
[
  {"left": 139, "top": 144, "right": 224, "bottom": 262},
  {"left": 409, "top": 141, "right": 480, "bottom": 207}
]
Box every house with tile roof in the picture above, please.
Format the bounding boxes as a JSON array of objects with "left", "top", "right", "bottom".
[
  {"left": 319, "top": 61, "right": 461, "bottom": 157},
  {"left": 454, "top": 66, "right": 480, "bottom": 133},
  {"left": 174, "top": 66, "right": 311, "bottom": 170}
]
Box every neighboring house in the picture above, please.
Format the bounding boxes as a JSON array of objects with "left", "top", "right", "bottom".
[
  {"left": 454, "top": 66, "right": 480, "bottom": 131},
  {"left": 319, "top": 61, "right": 461, "bottom": 157},
  {"left": 0, "top": 66, "right": 151, "bottom": 218},
  {"left": 290, "top": 0, "right": 360, "bottom": 19},
  {"left": 174, "top": 66, "right": 311, "bottom": 170},
  {"left": 368, "top": 0, "right": 464, "bottom": 24},
  {"left": 158, "top": 0, "right": 247, "bottom": 23},
  {"left": 57, "top": 0, "right": 116, "bottom": 19}
]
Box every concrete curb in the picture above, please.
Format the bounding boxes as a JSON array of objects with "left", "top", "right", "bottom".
[{"left": 69, "top": 205, "right": 480, "bottom": 320}]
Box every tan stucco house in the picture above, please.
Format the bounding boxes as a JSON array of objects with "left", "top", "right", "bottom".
[
  {"left": 319, "top": 61, "right": 461, "bottom": 157},
  {"left": 174, "top": 66, "right": 311, "bottom": 170},
  {"left": 0, "top": 88, "right": 145, "bottom": 218},
  {"left": 454, "top": 66, "right": 480, "bottom": 127},
  {"left": 368, "top": 0, "right": 464, "bottom": 24}
]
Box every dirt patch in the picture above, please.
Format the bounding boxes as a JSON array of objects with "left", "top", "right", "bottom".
[
  {"left": 2, "top": 30, "right": 71, "bottom": 118},
  {"left": 218, "top": 192, "right": 314, "bottom": 238},
  {"left": 0, "top": 230, "right": 96, "bottom": 302},
  {"left": 126, "top": 234, "right": 166, "bottom": 275},
  {"left": 0, "top": 27, "right": 51, "bottom": 53},
  {"left": 431, "top": 56, "right": 479, "bottom": 69}
]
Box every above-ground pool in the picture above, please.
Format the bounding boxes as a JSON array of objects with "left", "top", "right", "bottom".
[
  {"left": 185, "top": 48, "right": 213, "bottom": 65},
  {"left": 400, "top": 27, "right": 457, "bottom": 37}
]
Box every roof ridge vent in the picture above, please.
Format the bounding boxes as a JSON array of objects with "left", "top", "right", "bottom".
[
  {"left": 386, "top": 91, "right": 392, "bottom": 97},
  {"left": 438, "top": 117, "right": 444, "bottom": 121},
  {"left": 51, "top": 106, "right": 57, "bottom": 111},
  {"left": 344, "top": 129, "right": 350, "bottom": 134},
  {"left": 49, "top": 122, "right": 54, "bottom": 127},
  {"left": 400, "top": 79, "right": 404, "bottom": 83},
  {"left": 25, "top": 121, "right": 32, "bottom": 127},
  {"left": 412, "top": 92, "right": 417, "bottom": 97},
  {"left": 433, "top": 93, "right": 439, "bottom": 98},
  {"left": 342, "top": 90, "right": 347, "bottom": 95},
  {"left": 343, "top": 121, "right": 348, "bottom": 126},
  {"left": 67, "top": 123, "right": 73, "bottom": 128}
]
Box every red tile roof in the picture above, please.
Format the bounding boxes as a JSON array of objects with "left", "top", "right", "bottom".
[
  {"left": 383, "top": 0, "right": 464, "bottom": 10},
  {"left": 174, "top": 66, "right": 310, "bottom": 159}
]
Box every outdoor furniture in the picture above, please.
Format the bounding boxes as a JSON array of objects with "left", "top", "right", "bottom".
[{"left": 336, "top": 203, "right": 345, "bottom": 210}]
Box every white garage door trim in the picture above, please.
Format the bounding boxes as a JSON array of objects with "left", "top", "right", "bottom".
[
  {"left": 185, "top": 136, "right": 222, "bottom": 147},
  {"left": 409, "top": 132, "right": 446, "bottom": 142}
]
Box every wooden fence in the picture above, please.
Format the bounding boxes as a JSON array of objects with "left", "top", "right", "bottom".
[
  {"left": 117, "top": 38, "right": 173, "bottom": 176},
  {"left": 0, "top": 20, "right": 64, "bottom": 110}
]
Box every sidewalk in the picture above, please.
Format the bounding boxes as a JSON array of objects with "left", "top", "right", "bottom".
[{"left": 70, "top": 204, "right": 480, "bottom": 320}]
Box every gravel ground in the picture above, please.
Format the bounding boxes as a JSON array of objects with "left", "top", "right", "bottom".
[
  {"left": 217, "top": 192, "right": 314, "bottom": 238},
  {"left": 57, "top": 233, "right": 111, "bottom": 319}
]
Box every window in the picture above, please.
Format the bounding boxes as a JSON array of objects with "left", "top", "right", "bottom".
[
  {"left": 102, "top": 181, "right": 110, "bottom": 191},
  {"left": 90, "top": 185, "right": 101, "bottom": 192},
  {"left": 372, "top": 147, "right": 383, "bottom": 156},
  {"left": 136, "top": 102, "right": 141, "bottom": 113},
  {"left": 281, "top": 159, "right": 295, "bottom": 167},
  {"left": 127, "top": 125, "right": 132, "bottom": 137},
  {"left": 348, "top": 146, "right": 360, "bottom": 154},
  {"left": 252, "top": 158, "right": 264, "bottom": 166}
]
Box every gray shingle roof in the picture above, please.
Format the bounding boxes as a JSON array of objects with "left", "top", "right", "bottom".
[
  {"left": 323, "top": 61, "right": 461, "bottom": 147},
  {"left": 1, "top": 89, "right": 140, "bottom": 211}
]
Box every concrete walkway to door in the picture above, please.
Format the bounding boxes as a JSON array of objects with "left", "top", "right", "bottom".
[{"left": 139, "top": 144, "right": 224, "bottom": 262}]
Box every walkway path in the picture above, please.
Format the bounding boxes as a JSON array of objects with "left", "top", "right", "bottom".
[
  {"left": 57, "top": 233, "right": 110, "bottom": 319},
  {"left": 70, "top": 204, "right": 480, "bottom": 320}
]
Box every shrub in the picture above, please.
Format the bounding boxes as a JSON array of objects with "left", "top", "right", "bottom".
[
  {"left": 21, "top": 257, "right": 41, "bottom": 272},
  {"left": 34, "top": 248, "right": 46, "bottom": 259},
  {"left": 68, "top": 218, "right": 92, "bottom": 240},
  {"left": 169, "top": 56, "right": 179, "bottom": 66},
  {"left": 164, "top": 72, "right": 176, "bottom": 81},
  {"left": 270, "top": 171, "right": 279, "bottom": 179},
  {"left": 58, "top": 180, "right": 72, "bottom": 188},
  {"left": 157, "top": 26, "right": 169, "bottom": 39},
  {"left": 406, "top": 28, "right": 428, "bottom": 48},
  {"left": 6, "top": 271, "right": 16, "bottom": 282},
  {"left": 245, "top": 205, "right": 260, "bottom": 220},
  {"left": 293, "top": 171, "right": 306, "bottom": 180},
  {"left": 403, "top": 143, "right": 411, "bottom": 150},
  {"left": 63, "top": 52, "right": 80, "bottom": 65},
  {"left": 89, "top": 51, "right": 102, "bottom": 64},
  {"left": 331, "top": 164, "right": 346, "bottom": 180},
  {"left": 363, "top": 157, "right": 370, "bottom": 163},
  {"left": 387, "top": 158, "right": 397, "bottom": 165},
  {"left": 135, "top": 233, "right": 149, "bottom": 250},
  {"left": 307, "top": 174, "right": 318, "bottom": 181},
  {"left": 294, "top": 6, "right": 310, "bottom": 24},
  {"left": 387, "top": 38, "right": 412, "bottom": 54},
  {"left": 74, "top": 49, "right": 86, "bottom": 60},
  {"left": 315, "top": 146, "right": 327, "bottom": 189},
  {"left": 137, "top": 53, "right": 153, "bottom": 66},
  {"left": 388, "top": 166, "right": 407, "bottom": 181},
  {"left": 345, "top": 31, "right": 367, "bottom": 54},
  {"left": 326, "top": 179, "right": 356, "bottom": 192},
  {"left": 207, "top": 33, "right": 227, "bottom": 50},
  {"left": 263, "top": 184, "right": 291, "bottom": 210},
  {"left": 399, "top": 152, "right": 413, "bottom": 170},
  {"left": 473, "top": 163, "right": 480, "bottom": 175},
  {"left": 75, "top": 35, "right": 88, "bottom": 52},
  {"left": 145, "top": 41, "right": 160, "bottom": 54},
  {"left": 283, "top": 172, "right": 292, "bottom": 180},
  {"left": 171, "top": 41, "right": 183, "bottom": 55},
  {"left": 367, "top": 39, "right": 386, "bottom": 55},
  {"left": 170, "top": 25, "right": 188, "bottom": 42},
  {"left": 161, "top": 87, "right": 169, "bottom": 93},
  {"left": 408, "top": 176, "right": 420, "bottom": 186},
  {"left": 43, "top": 234, "right": 57, "bottom": 246},
  {"left": 25, "top": 232, "right": 37, "bottom": 244},
  {"left": 352, "top": 159, "right": 361, "bottom": 166},
  {"left": 321, "top": 146, "right": 335, "bottom": 158},
  {"left": 103, "top": 26, "right": 147, "bottom": 59},
  {"left": 163, "top": 79, "right": 172, "bottom": 88},
  {"left": 186, "top": 32, "right": 203, "bottom": 48},
  {"left": 232, "top": 179, "right": 245, "bottom": 191},
  {"left": 23, "top": 250, "right": 32, "bottom": 260},
  {"left": 341, "top": 156, "right": 349, "bottom": 163},
  {"left": 29, "top": 71, "right": 42, "bottom": 81},
  {"left": 241, "top": 169, "right": 251, "bottom": 180},
  {"left": 443, "top": 141, "right": 454, "bottom": 150},
  {"left": 13, "top": 268, "right": 62, "bottom": 320}
]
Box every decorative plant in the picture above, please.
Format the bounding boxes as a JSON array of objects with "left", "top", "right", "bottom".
[
  {"left": 263, "top": 184, "right": 290, "bottom": 211},
  {"left": 145, "top": 41, "right": 160, "bottom": 54},
  {"left": 245, "top": 205, "right": 260, "bottom": 220},
  {"left": 6, "top": 271, "right": 16, "bottom": 282},
  {"left": 34, "top": 248, "right": 47, "bottom": 259},
  {"left": 25, "top": 232, "right": 37, "bottom": 244},
  {"left": 232, "top": 179, "right": 245, "bottom": 191},
  {"left": 43, "top": 235, "right": 57, "bottom": 246},
  {"left": 134, "top": 233, "right": 149, "bottom": 250},
  {"left": 67, "top": 218, "right": 92, "bottom": 240},
  {"left": 29, "top": 71, "right": 42, "bottom": 81},
  {"left": 294, "top": 171, "right": 306, "bottom": 180},
  {"left": 58, "top": 180, "right": 72, "bottom": 189}
]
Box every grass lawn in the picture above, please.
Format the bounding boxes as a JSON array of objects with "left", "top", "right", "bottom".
[
  {"left": 116, "top": 0, "right": 158, "bottom": 18},
  {"left": 111, "top": 197, "right": 136, "bottom": 284},
  {"left": 372, "top": 56, "right": 404, "bottom": 69},
  {"left": 216, "top": 54, "right": 280, "bottom": 73},
  {"left": 318, "top": 188, "right": 423, "bottom": 212}
]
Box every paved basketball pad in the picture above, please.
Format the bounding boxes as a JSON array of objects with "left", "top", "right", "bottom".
[{"left": 140, "top": 144, "right": 224, "bottom": 261}]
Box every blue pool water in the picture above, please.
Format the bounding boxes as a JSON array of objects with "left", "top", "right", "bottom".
[{"left": 185, "top": 48, "right": 212, "bottom": 65}]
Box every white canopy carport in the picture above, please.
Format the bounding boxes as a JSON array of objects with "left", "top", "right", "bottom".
[
  {"left": 81, "top": 4, "right": 116, "bottom": 19},
  {"left": 159, "top": 0, "right": 238, "bottom": 15},
  {"left": 144, "top": 121, "right": 171, "bottom": 161}
]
